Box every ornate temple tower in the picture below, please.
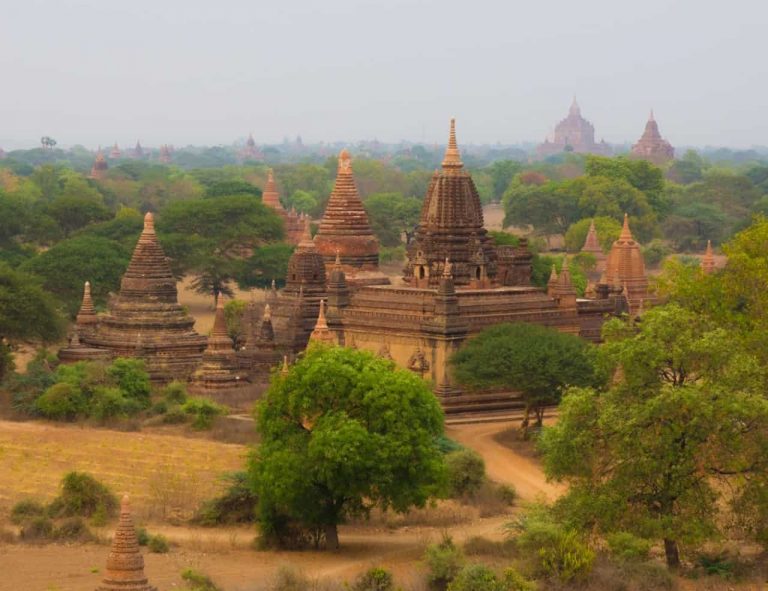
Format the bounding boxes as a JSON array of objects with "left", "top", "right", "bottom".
[
  {"left": 96, "top": 495, "right": 157, "bottom": 591},
  {"left": 309, "top": 300, "right": 336, "bottom": 344},
  {"left": 261, "top": 169, "right": 302, "bottom": 245},
  {"left": 601, "top": 214, "right": 649, "bottom": 313},
  {"left": 262, "top": 169, "right": 285, "bottom": 214},
  {"left": 85, "top": 212, "right": 207, "bottom": 382},
  {"left": 241, "top": 133, "right": 263, "bottom": 161},
  {"left": 314, "top": 150, "right": 385, "bottom": 283},
  {"left": 404, "top": 119, "right": 496, "bottom": 287},
  {"left": 537, "top": 98, "right": 611, "bottom": 157},
  {"left": 630, "top": 111, "right": 674, "bottom": 165},
  {"left": 90, "top": 149, "right": 109, "bottom": 180}
]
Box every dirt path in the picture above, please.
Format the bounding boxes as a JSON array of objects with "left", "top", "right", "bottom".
[{"left": 447, "top": 421, "right": 564, "bottom": 502}]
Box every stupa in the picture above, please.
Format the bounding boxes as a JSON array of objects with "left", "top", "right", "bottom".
[
  {"left": 404, "top": 119, "right": 496, "bottom": 287},
  {"left": 537, "top": 97, "right": 611, "bottom": 157},
  {"left": 314, "top": 149, "right": 388, "bottom": 285},
  {"left": 580, "top": 220, "right": 607, "bottom": 281},
  {"left": 190, "top": 295, "right": 248, "bottom": 392},
  {"left": 158, "top": 145, "right": 172, "bottom": 164},
  {"left": 96, "top": 495, "right": 157, "bottom": 591},
  {"left": 241, "top": 133, "right": 263, "bottom": 161},
  {"left": 701, "top": 240, "right": 716, "bottom": 274},
  {"left": 83, "top": 212, "right": 207, "bottom": 382},
  {"left": 309, "top": 300, "right": 336, "bottom": 344},
  {"left": 599, "top": 214, "right": 649, "bottom": 313},
  {"left": 630, "top": 111, "right": 674, "bottom": 165},
  {"left": 109, "top": 143, "right": 122, "bottom": 159},
  {"left": 133, "top": 141, "right": 144, "bottom": 159},
  {"left": 262, "top": 169, "right": 285, "bottom": 214},
  {"left": 90, "top": 149, "right": 109, "bottom": 180}
]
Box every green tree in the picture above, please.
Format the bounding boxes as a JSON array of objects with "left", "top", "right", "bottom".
[
  {"left": 451, "top": 323, "right": 596, "bottom": 436},
  {"left": 486, "top": 160, "right": 523, "bottom": 202},
  {"left": 0, "top": 263, "right": 65, "bottom": 379},
  {"left": 540, "top": 305, "right": 768, "bottom": 569},
  {"left": 234, "top": 243, "right": 293, "bottom": 289},
  {"left": 563, "top": 216, "right": 621, "bottom": 253},
  {"left": 364, "top": 192, "right": 422, "bottom": 246},
  {"left": 585, "top": 156, "right": 668, "bottom": 216},
  {"left": 251, "top": 345, "right": 445, "bottom": 549}
]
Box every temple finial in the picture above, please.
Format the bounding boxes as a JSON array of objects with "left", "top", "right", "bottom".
[
  {"left": 143, "top": 211, "right": 155, "bottom": 233},
  {"left": 298, "top": 217, "right": 313, "bottom": 247},
  {"left": 619, "top": 213, "right": 633, "bottom": 240},
  {"left": 338, "top": 149, "right": 352, "bottom": 173},
  {"left": 649, "top": 109, "right": 655, "bottom": 122},
  {"left": 441, "top": 118, "right": 463, "bottom": 169},
  {"left": 263, "top": 303, "right": 271, "bottom": 320}
]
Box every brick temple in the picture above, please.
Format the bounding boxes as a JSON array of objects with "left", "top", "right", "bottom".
[
  {"left": 630, "top": 110, "right": 674, "bottom": 165},
  {"left": 537, "top": 97, "right": 611, "bottom": 157}
]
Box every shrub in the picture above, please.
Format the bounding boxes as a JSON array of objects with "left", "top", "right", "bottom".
[
  {"left": 136, "top": 527, "right": 150, "bottom": 546},
  {"left": 496, "top": 484, "right": 517, "bottom": 506},
  {"left": 35, "top": 382, "right": 86, "bottom": 420},
  {"left": 193, "top": 472, "right": 258, "bottom": 526},
  {"left": 90, "top": 386, "right": 143, "bottom": 420},
  {"left": 10, "top": 499, "right": 47, "bottom": 525},
  {"left": 90, "top": 502, "right": 108, "bottom": 527},
  {"left": 49, "top": 472, "right": 118, "bottom": 518},
  {"left": 54, "top": 517, "right": 94, "bottom": 541},
  {"left": 436, "top": 435, "right": 464, "bottom": 454},
  {"left": 19, "top": 516, "right": 54, "bottom": 541},
  {"left": 181, "top": 568, "right": 220, "bottom": 591},
  {"left": 445, "top": 449, "right": 486, "bottom": 498},
  {"left": 162, "top": 406, "right": 188, "bottom": 424},
  {"left": 424, "top": 536, "right": 465, "bottom": 590},
  {"left": 379, "top": 245, "right": 406, "bottom": 264},
  {"left": 107, "top": 357, "right": 151, "bottom": 406},
  {"left": 606, "top": 531, "right": 652, "bottom": 562},
  {"left": 642, "top": 239, "right": 671, "bottom": 268},
  {"left": 447, "top": 564, "right": 500, "bottom": 591},
  {"left": 182, "top": 397, "right": 227, "bottom": 430},
  {"left": 147, "top": 534, "right": 170, "bottom": 553},
  {"left": 150, "top": 400, "right": 168, "bottom": 415},
  {"left": 162, "top": 380, "right": 188, "bottom": 404},
  {"left": 352, "top": 567, "right": 394, "bottom": 591},
  {"left": 501, "top": 568, "right": 537, "bottom": 591},
  {"left": 270, "top": 565, "right": 309, "bottom": 591}
]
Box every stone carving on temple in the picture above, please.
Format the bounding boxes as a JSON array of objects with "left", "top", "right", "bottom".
[
  {"left": 537, "top": 97, "right": 611, "bottom": 157},
  {"left": 630, "top": 111, "right": 674, "bottom": 165},
  {"left": 407, "top": 346, "right": 430, "bottom": 377},
  {"left": 96, "top": 495, "right": 157, "bottom": 591}
]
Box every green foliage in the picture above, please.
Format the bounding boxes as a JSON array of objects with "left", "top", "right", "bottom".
[
  {"left": 180, "top": 568, "right": 221, "bottom": 591},
  {"left": 235, "top": 243, "right": 293, "bottom": 289},
  {"left": 696, "top": 552, "right": 736, "bottom": 578},
  {"left": 445, "top": 449, "right": 486, "bottom": 498},
  {"left": 161, "top": 380, "right": 188, "bottom": 405},
  {"left": 451, "top": 323, "right": 596, "bottom": 435},
  {"left": 53, "top": 517, "right": 94, "bottom": 541},
  {"left": 563, "top": 216, "right": 621, "bottom": 253},
  {"left": 641, "top": 239, "right": 671, "bottom": 267},
  {"left": 194, "top": 472, "right": 258, "bottom": 526},
  {"left": 365, "top": 192, "right": 423, "bottom": 246},
  {"left": 379, "top": 245, "right": 406, "bottom": 264},
  {"left": 447, "top": 564, "right": 501, "bottom": 591},
  {"left": 10, "top": 499, "right": 47, "bottom": 525},
  {"left": 35, "top": 382, "right": 87, "bottom": 420},
  {"left": 351, "top": 567, "right": 394, "bottom": 591},
  {"left": 182, "top": 397, "right": 227, "bottom": 430},
  {"left": 223, "top": 299, "right": 247, "bottom": 345},
  {"left": 541, "top": 304, "right": 768, "bottom": 568},
  {"left": 106, "top": 358, "right": 151, "bottom": 405},
  {"left": 6, "top": 348, "right": 57, "bottom": 414},
  {"left": 435, "top": 435, "right": 464, "bottom": 455},
  {"left": 605, "top": 531, "right": 652, "bottom": 562},
  {"left": 486, "top": 160, "right": 524, "bottom": 202},
  {"left": 500, "top": 569, "right": 537, "bottom": 591},
  {"left": 251, "top": 345, "right": 445, "bottom": 549},
  {"left": 424, "top": 536, "right": 465, "bottom": 589},
  {"left": 136, "top": 527, "right": 150, "bottom": 546},
  {"left": 19, "top": 516, "right": 54, "bottom": 541},
  {"left": 90, "top": 386, "right": 143, "bottom": 420},
  {"left": 531, "top": 253, "right": 589, "bottom": 296},
  {"left": 49, "top": 472, "right": 118, "bottom": 519},
  {"left": 147, "top": 534, "right": 170, "bottom": 553}
]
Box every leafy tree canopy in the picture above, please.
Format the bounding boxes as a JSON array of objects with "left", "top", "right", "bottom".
[{"left": 364, "top": 192, "right": 422, "bottom": 246}]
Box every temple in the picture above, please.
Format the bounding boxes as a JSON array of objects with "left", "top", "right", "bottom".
[
  {"left": 241, "top": 133, "right": 263, "bottom": 161},
  {"left": 90, "top": 149, "right": 109, "bottom": 180},
  {"left": 630, "top": 111, "right": 674, "bottom": 165},
  {"left": 596, "top": 214, "right": 650, "bottom": 314},
  {"left": 261, "top": 169, "right": 303, "bottom": 244},
  {"left": 59, "top": 212, "right": 207, "bottom": 382},
  {"left": 133, "top": 141, "right": 144, "bottom": 159},
  {"left": 537, "top": 98, "right": 611, "bottom": 157},
  {"left": 158, "top": 145, "right": 172, "bottom": 164},
  {"left": 96, "top": 495, "right": 157, "bottom": 591},
  {"left": 314, "top": 149, "right": 389, "bottom": 285},
  {"left": 701, "top": 240, "right": 716, "bottom": 274},
  {"left": 580, "top": 220, "right": 607, "bottom": 282},
  {"left": 109, "top": 143, "right": 121, "bottom": 159}
]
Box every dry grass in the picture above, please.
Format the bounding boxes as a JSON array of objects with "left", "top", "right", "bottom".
[
  {"left": 0, "top": 420, "right": 245, "bottom": 522},
  {"left": 363, "top": 499, "right": 478, "bottom": 529}
]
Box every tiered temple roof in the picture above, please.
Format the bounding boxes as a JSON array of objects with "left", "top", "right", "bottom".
[
  {"left": 537, "top": 98, "right": 611, "bottom": 157},
  {"left": 133, "top": 141, "right": 144, "bottom": 159},
  {"left": 76, "top": 281, "right": 99, "bottom": 333},
  {"left": 90, "top": 149, "right": 109, "bottom": 180},
  {"left": 84, "top": 212, "right": 207, "bottom": 382},
  {"left": 630, "top": 111, "right": 674, "bottom": 165},
  {"left": 191, "top": 295, "right": 247, "bottom": 392},
  {"left": 314, "top": 150, "right": 383, "bottom": 279},
  {"left": 601, "top": 214, "right": 649, "bottom": 313},
  {"left": 96, "top": 495, "right": 157, "bottom": 591},
  {"left": 404, "top": 119, "right": 496, "bottom": 287}
]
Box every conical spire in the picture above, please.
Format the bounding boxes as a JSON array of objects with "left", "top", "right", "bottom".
[
  {"left": 96, "top": 495, "right": 157, "bottom": 591},
  {"left": 441, "top": 118, "right": 463, "bottom": 169},
  {"left": 298, "top": 217, "right": 314, "bottom": 250},
  {"left": 281, "top": 355, "right": 290, "bottom": 376},
  {"left": 262, "top": 169, "right": 284, "bottom": 212},
  {"left": 90, "top": 148, "right": 109, "bottom": 179},
  {"left": 582, "top": 219, "right": 602, "bottom": 254},
  {"left": 619, "top": 213, "right": 633, "bottom": 241},
  {"left": 258, "top": 303, "right": 274, "bottom": 343},
  {"left": 206, "top": 295, "right": 232, "bottom": 352},
  {"left": 309, "top": 299, "right": 335, "bottom": 344},
  {"left": 569, "top": 96, "right": 580, "bottom": 116},
  {"left": 118, "top": 212, "right": 177, "bottom": 301},
  {"left": 77, "top": 281, "right": 98, "bottom": 326},
  {"left": 702, "top": 240, "right": 716, "bottom": 274},
  {"left": 548, "top": 264, "right": 559, "bottom": 284},
  {"left": 649, "top": 109, "right": 655, "bottom": 123}
]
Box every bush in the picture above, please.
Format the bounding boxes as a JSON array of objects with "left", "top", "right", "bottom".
[
  {"left": 147, "top": 534, "right": 170, "bottom": 553},
  {"left": 501, "top": 568, "right": 537, "bottom": 591},
  {"left": 642, "top": 239, "right": 671, "bottom": 268},
  {"left": 107, "top": 357, "right": 151, "bottom": 406},
  {"left": 424, "top": 536, "right": 465, "bottom": 590},
  {"left": 19, "top": 516, "right": 54, "bottom": 541},
  {"left": 380, "top": 245, "right": 406, "bottom": 264},
  {"left": 193, "top": 472, "right": 258, "bottom": 526},
  {"left": 496, "top": 484, "right": 517, "bottom": 506},
  {"left": 181, "top": 568, "right": 220, "bottom": 591},
  {"left": 182, "top": 397, "right": 227, "bottom": 430},
  {"left": 352, "top": 567, "right": 394, "bottom": 591},
  {"left": 447, "top": 564, "right": 501, "bottom": 591},
  {"left": 436, "top": 435, "right": 464, "bottom": 454},
  {"left": 150, "top": 400, "right": 168, "bottom": 415},
  {"left": 35, "top": 382, "right": 86, "bottom": 420},
  {"left": 90, "top": 386, "right": 143, "bottom": 420},
  {"left": 162, "top": 380, "right": 188, "bottom": 404},
  {"left": 606, "top": 531, "right": 652, "bottom": 562},
  {"left": 10, "top": 499, "right": 47, "bottom": 525},
  {"left": 162, "top": 406, "right": 188, "bottom": 424},
  {"left": 54, "top": 517, "right": 94, "bottom": 541},
  {"left": 136, "top": 527, "right": 150, "bottom": 546},
  {"left": 49, "top": 472, "right": 118, "bottom": 518},
  {"left": 270, "top": 565, "right": 308, "bottom": 591},
  {"left": 445, "top": 449, "right": 486, "bottom": 498}
]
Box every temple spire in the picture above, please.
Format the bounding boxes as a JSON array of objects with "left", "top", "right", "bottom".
[
  {"left": 309, "top": 299, "right": 335, "bottom": 344},
  {"left": 298, "top": 217, "right": 314, "bottom": 249},
  {"left": 619, "top": 213, "right": 633, "bottom": 241},
  {"left": 96, "top": 495, "right": 157, "bottom": 591},
  {"left": 569, "top": 96, "right": 580, "bottom": 116},
  {"left": 702, "top": 240, "right": 716, "bottom": 274},
  {"left": 441, "top": 118, "right": 463, "bottom": 169},
  {"left": 649, "top": 109, "right": 655, "bottom": 122},
  {"left": 77, "top": 281, "right": 97, "bottom": 323}
]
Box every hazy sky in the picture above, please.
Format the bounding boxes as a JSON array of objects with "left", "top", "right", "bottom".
[{"left": 2, "top": 0, "right": 766, "bottom": 149}]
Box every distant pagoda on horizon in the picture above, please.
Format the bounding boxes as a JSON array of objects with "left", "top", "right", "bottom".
[
  {"left": 630, "top": 110, "right": 674, "bottom": 165},
  {"left": 537, "top": 97, "right": 611, "bottom": 158},
  {"left": 89, "top": 149, "right": 109, "bottom": 180},
  {"left": 240, "top": 133, "right": 263, "bottom": 161}
]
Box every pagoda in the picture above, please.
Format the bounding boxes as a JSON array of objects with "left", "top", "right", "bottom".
[
  {"left": 537, "top": 98, "right": 611, "bottom": 157},
  {"left": 309, "top": 300, "right": 336, "bottom": 345},
  {"left": 404, "top": 119, "right": 496, "bottom": 287},
  {"left": 701, "top": 240, "right": 716, "bottom": 274},
  {"left": 630, "top": 111, "right": 674, "bottom": 165},
  {"left": 241, "top": 133, "right": 263, "bottom": 161},
  {"left": 262, "top": 169, "right": 285, "bottom": 214},
  {"left": 190, "top": 295, "right": 248, "bottom": 393},
  {"left": 109, "top": 143, "right": 122, "bottom": 159},
  {"left": 84, "top": 212, "right": 207, "bottom": 382},
  {"left": 599, "top": 214, "right": 649, "bottom": 313},
  {"left": 261, "top": 169, "right": 302, "bottom": 245},
  {"left": 314, "top": 149, "right": 388, "bottom": 285},
  {"left": 133, "top": 141, "right": 144, "bottom": 159},
  {"left": 96, "top": 495, "right": 157, "bottom": 591},
  {"left": 90, "top": 149, "right": 109, "bottom": 180},
  {"left": 580, "top": 220, "right": 607, "bottom": 281},
  {"left": 158, "top": 145, "right": 172, "bottom": 164}
]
